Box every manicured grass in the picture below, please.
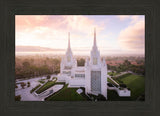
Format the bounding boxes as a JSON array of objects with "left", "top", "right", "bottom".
[
  {"left": 114, "top": 73, "right": 131, "bottom": 83},
  {"left": 30, "top": 84, "right": 41, "bottom": 93},
  {"left": 52, "top": 77, "right": 57, "bottom": 81},
  {"left": 79, "top": 87, "right": 91, "bottom": 101},
  {"left": 36, "top": 80, "right": 56, "bottom": 94},
  {"left": 45, "top": 83, "right": 67, "bottom": 101},
  {"left": 111, "top": 74, "right": 145, "bottom": 100},
  {"left": 108, "top": 72, "right": 120, "bottom": 76},
  {"left": 107, "top": 78, "right": 113, "bottom": 83},
  {"left": 120, "top": 75, "right": 145, "bottom": 100},
  {"left": 45, "top": 84, "right": 86, "bottom": 101},
  {"left": 38, "top": 80, "right": 45, "bottom": 84},
  {"left": 107, "top": 78, "right": 118, "bottom": 87}
]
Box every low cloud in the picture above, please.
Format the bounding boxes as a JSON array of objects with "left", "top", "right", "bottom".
[
  {"left": 16, "top": 15, "right": 104, "bottom": 49},
  {"left": 16, "top": 15, "right": 103, "bottom": 35},
  {"left": 118, "top": 19, "right": 144, "bottom": 54}
]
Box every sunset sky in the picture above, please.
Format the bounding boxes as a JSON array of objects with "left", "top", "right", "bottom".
[{"left": 16, "top": 15, "right": 145, "bottom": 56}]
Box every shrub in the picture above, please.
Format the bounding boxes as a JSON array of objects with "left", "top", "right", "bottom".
[
  {"left": 38, "top": 80, "right": 45, "bottom": 84},
  {"left": 119, "top": 87, "right": 124, "bottom": 90},
  {"left": 20, "top": 82, "right": 26, "bottom": 89},
  {"left": 97, "top": 94, "right": 106, "bottom": 101},
  {"left": 127, "top": 88, "right": 131, "bottom": 90},
  {"left": 52, "top": 77, "right": 57, "bottom": 81},
  {"left": 30, "top": 84, "right": 41, "bottom": 93},
  {"left": 77, "top": 58, "right": 85, "bottom": 66},
  {"left": 47, "top": 75, "right": 51, "bottom": 79},
  {"left": 138, "top": 94, "right": 145, "bottom": 101},
  {"left": 107, "top": 83, "right": 114, "bottom": 87},
  {"left": 15, "top": 84, "right": 18, "bottom": 88},
  {"left": 15, "top": 95, "right": 21, "bottom": 101},
  {"left": 119, "top": 83, "right": 127, "bottom": 88},
  {"left": 88, "top": 94, "right": 106, "bottom": 101},
  {"left": 27, "top": 82, "right": 30, "bottom": 87}
]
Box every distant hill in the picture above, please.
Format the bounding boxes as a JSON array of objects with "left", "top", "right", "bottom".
[{"left": 16, "top": 46, "right": 64, "bottom": 52}]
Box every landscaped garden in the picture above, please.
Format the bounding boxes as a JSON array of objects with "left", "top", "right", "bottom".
[
  {"left": 117, "top": 74, "right": 145, "bottom": 100},
  {"left": 36, "top": 80, "right": 56, "bottom": 94},
  {"left": 45, "top": 84, "right": 88, "bottom": 101},
  {"left": 30, "top": 84, "right": 41, "bottom": 93},
  {"left": 38, "top": 79, "right": 45, "bottom": 84},
  {"left": 108, "top": 73, "right": 145, "bottom": 100},
  {"left": 108, "top": 71, "right": 120, "bottom": 76}
]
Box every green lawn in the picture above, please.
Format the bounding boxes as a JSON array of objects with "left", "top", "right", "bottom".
[
  {"left": 107, "top": 78, "right": 118, "bottom": 87},
  {"left": 36, "top": 80, "right": 56, "bottom": 94},
  {"left": 38, "top": 80, "right": 45, "bottom": 84},
  {"left": 45, "top": 84, "right": 86, "bottom": 101},
  {"left": 119, "top": 74, "right": 145, "bottom": 100},
  {"left": 110, "top": 73, "right": 145, "bottom": 100},
  {"left": 107, "top": 78, "right": 113, "bottom": 83},
  {"left": 114, "top": 73, "right": 131, "bottom": 83},
  {"left": 30, "top": 84, "right": 41, "bottom": 93}
]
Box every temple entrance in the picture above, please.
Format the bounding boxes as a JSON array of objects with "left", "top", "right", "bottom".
[{"left": 91, "top": 71, "right": 101, "bottom": 94}]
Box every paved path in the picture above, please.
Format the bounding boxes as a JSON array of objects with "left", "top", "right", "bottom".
[
  {"left": 15, "top": 86, "right": 42, "bottom": 101},
  {"left": 36, "top": 84, "right": 63, "bottom": 98},
  {"left": 112, "top": 71, "right": 129, "bottom": 78},
  {"left": 15, "top": 74, "right": 58, "bottom": 101},
  {"left": 108, "top": 76, "right": 119, "bottom": 86}
]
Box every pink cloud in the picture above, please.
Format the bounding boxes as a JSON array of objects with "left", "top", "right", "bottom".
[
  {"left": 16, "top": 15, "right": 105, "bottom": 50},
  {"left": 16, "top": 15, "right": 102, "bottom": 34},
  {"left": 118, "top": 19, "right": 145, "bottom": 54},
  {"left": 117, "top": 15, "right": 131, "bottom": 21}
]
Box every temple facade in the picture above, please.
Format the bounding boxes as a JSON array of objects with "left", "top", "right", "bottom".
[{"left": 58, "top": 29, "right": 108, "bottom": 99}]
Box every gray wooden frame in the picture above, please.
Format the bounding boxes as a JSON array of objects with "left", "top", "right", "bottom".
[{"left": 0, "top": 0, "right": 159, "bottom": 116}]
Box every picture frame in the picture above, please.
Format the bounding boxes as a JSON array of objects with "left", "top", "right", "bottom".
[{"left": 0, "top": 0, "right": 159, "bottom": 116}]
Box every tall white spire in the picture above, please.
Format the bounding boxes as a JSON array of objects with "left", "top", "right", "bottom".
[
  {"left": 94, "top": 28, "right": 97, "bottom": 48},
  {"left": 68, "top": 32, "right": 70, "bottom": 49}
]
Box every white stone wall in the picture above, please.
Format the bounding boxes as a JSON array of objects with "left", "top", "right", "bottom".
[
  {"left": 68, "top": 78, "right": 85, "bottom": 88},
  {"left": 116, "top": 88, "right": 131, "bottom": 97},
  {"left": 101, "top": 66, "right": 107, "bottom": 99}
]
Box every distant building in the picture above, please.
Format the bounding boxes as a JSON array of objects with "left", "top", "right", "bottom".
[{"left": 58, "top": 29, "right": 108, "bottom": 99}]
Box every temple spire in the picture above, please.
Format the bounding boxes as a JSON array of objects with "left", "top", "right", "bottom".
[
  {"left": 94, "top": 28, "right": 97, "bottom": 47},
  {"left": 68, "top": 32, "right": 70, "bottom": 49}
]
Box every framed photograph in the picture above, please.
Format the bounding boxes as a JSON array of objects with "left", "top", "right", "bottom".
[
  {"left": 1, "top": 0, "right": 160, "bottom": 116},
  {"left": 15, "top": 15, "right": 144, "bottom": 102}
]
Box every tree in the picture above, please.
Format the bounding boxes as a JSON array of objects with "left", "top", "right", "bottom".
[
  {"left": 123, "top": 60, "right": 131, "bottom": 67},
  {"left": 15, "top": 95, "right": 21, "bottom": 101},
  {"left": 21, "top": 82, "right": 26, "bottom": 89},
  {"left": 47, "top": 75, "right": 51, "bottom": 79},
  {"left": 22, "top": 61, "right": 30, "bottom": 68},
  {"left": 77, "top": 58, "right": 85, "bottom": 66},
  {"left": 15, "top": 84, "right": 18, "bottom": 88}
]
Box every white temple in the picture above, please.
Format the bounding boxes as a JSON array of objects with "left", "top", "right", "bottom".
[{"left": 58, "top": 29, "right": 108, "bottom": 99}]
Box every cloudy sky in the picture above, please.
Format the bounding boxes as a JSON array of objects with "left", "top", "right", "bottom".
[{"left": 16, "top": 15, "right": 145, "bottom": 56}]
